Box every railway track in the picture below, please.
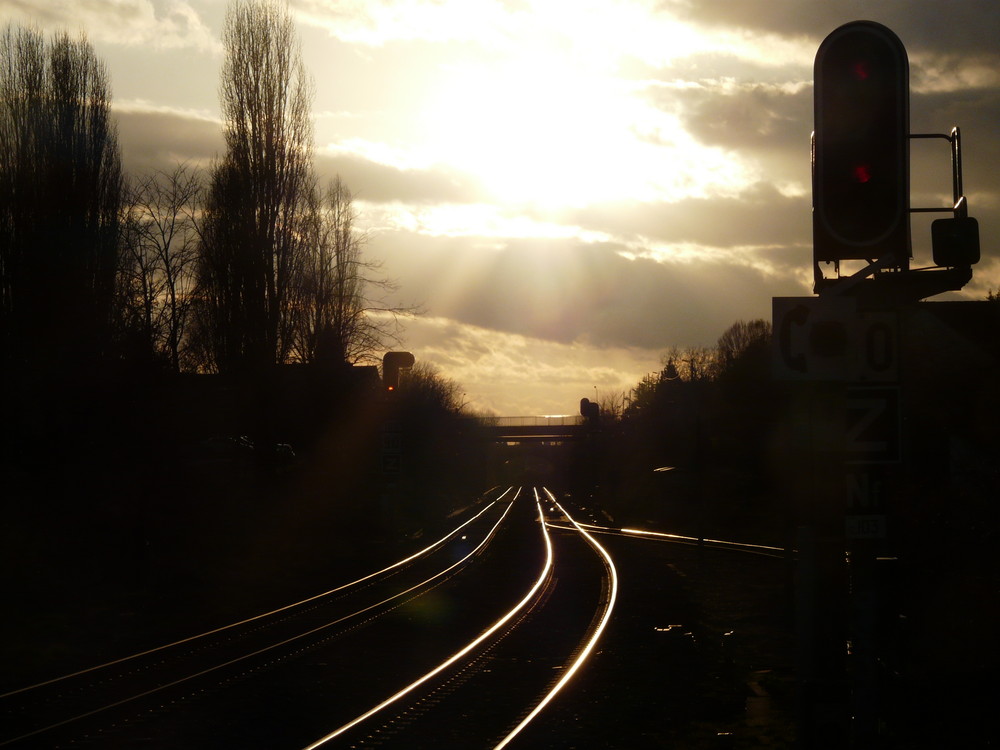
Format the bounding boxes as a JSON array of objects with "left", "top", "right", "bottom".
[
  {"left": 3, "top": 485, "right": 785, "bottom": 748},
  {"left": 0, "top": 489, "right": 517, "bottom": 748},
  {"left": 305, "top": 487, "right": 618, "bottom": 748}
]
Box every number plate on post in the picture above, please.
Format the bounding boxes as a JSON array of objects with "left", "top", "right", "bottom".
[{"left": 846, "top": 514, "right": 887, "bottom": 539}]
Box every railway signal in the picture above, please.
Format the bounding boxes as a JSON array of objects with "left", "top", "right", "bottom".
[
  {"left": 382, "top": 351, "right": 415, "bottom": 392},
  {"left": 813, "top": 20, "right": 910, "bottom": 268},
  {"left": 778, "top": 18, "right": 986, "bottom": 747}
]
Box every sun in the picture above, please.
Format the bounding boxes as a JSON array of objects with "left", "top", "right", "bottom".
[
  {"left": 416, "top": 46, "right": 753, "bottom": 212},
  {"left": 418, "top": 53, "right": 656, "bottom": 208}
]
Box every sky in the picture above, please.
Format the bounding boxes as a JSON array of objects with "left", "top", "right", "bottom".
[{"left": 3, "top": 0, "right": 998, "bottom": 415}]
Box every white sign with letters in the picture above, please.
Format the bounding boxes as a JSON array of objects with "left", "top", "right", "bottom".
[{"left": 772, "top": 296, "right": 898, "bottom": 382}]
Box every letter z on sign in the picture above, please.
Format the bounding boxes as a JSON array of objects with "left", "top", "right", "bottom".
[{"left": 845, "top": 386, "right": 900, "bottom": 464}]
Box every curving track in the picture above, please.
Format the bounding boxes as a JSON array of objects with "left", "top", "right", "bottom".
[
  {"left": 306, "top": 487, "right": 618, "bottom": 749},
  {"left": 0, "top": 489, "right": 516, "bottom": 747},
  {"left": 1, "top": 486, "right": 622, "bottom": 748},
  {"left": 4, "top": 485, "right": 778, "bottom": 748}
]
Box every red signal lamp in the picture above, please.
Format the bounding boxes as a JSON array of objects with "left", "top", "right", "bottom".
[
  {"left": 813, "top": 20, "right": 910, "bottom": 267},
  {"left": 382, "top": 351, "right": 414, "bottom": 392}
]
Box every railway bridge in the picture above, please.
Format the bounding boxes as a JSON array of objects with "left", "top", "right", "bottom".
[{"left": 474, "top": 415, "right": 591, "bottom": 442}]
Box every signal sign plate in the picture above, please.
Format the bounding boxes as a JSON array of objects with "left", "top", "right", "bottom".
[{"left": 773, "top": 297, "right": 898, "bottom": 382}]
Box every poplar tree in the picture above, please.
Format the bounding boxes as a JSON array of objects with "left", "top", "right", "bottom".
[
  {"left": 291, "top": 177, "right": 405, "bottom": 367},
  {"left": 0, "top": 26, "right": 122, "bottom": 374},
  {"left": 197, "top": 0, "right": 313, "bottom": 376}
]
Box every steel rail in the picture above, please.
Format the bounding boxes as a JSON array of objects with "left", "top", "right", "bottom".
[
  {"left": 492, "top": 488, "right": 620, "bottom": 749},
  {"left": 548, "top": 519, "right": 790, "bottom": 560},
  {"left": 302, "top": 487, "right": 551, "bottom": 749},
  {"left": 1, "top": 492, "right": 516, "bottom": 747},
  {"left": 1, "top": 488, "right": 511, "bottom": 702}
]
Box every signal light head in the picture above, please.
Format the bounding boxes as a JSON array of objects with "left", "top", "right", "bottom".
[
  {"left": 813, "top": 20, "right": 910, "bottom": 265},
  {"left": 382, "top": 351, "right": 414, "bottom": 393}
]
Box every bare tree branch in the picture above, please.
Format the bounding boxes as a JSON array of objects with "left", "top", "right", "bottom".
[
  {"left": 117, "top": 164, "right": 203, "bottom": 371},
  {"left": 290, "top": 176, "right": 417, "bottom": 367}
]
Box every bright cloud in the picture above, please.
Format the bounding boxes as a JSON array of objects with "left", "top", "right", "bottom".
[
  {"left": 359, "top": 201, "right": 612, "bottom": 244},
  {"left": 3, "top": 0, "right": 220, "bottom": 52}
]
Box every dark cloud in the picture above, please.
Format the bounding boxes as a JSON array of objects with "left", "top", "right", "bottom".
[
  {"left": 662, "top": 1, "right": 1000, "bottom": 57},
  {"left": 115, "top": 107, "right": 490, "bottom": 205},
  {"left": 910, "top": 86, "right": 1000, "bottom": 270},
  {"left": 369, "top": 231, "right": 804, "bottom": 350},
  {"left": 314, "top": 150, "right": 488, "bottom": 204},
  {"left": 911, "top": 88, "right": 1000, "bottom": 177},
  {"left": 562, "top": 183, "right": 811, "bottom": 249},
  {"left": 661, "top": 80, "right": 812, "bottom": 153},
  {"left": 116, "top": 107, "right": 223, "bottom": 174},
  {"left": 639, "top": 20, "right": 1000, "bottom": 274}
]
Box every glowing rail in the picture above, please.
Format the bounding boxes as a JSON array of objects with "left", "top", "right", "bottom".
[
  {"left": 549, "top": 519, "right": 789, "bottom": 559},
  {"left": 1, "top": 488, "right": 512, "bottom": 702},
  {"left": 493, "top": 487, "right": 619, "bottom": 749},
  {"left": 302, "top": 487, "right": 551, "bottom": 749},
  {"left": 0, "top": 491, "right": 516, "bottom": 746}
]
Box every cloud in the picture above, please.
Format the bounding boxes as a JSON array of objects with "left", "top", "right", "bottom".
[
  {"left": 1, "top": 0, "right": 220, "bottom": 53},
  {"left": 566, "top": 182, "right": 811, "bottom": 250},
  {"left": 314, "top": 148, "right": 488, "bottom": 205},
  {"left": 636, "top": 16, "right": 1000, "bottom": 274},
  {"left": 654, "top": 77, "right": 812, "bottom": 168},
  {"left": 401, "top": 315, "right": 665, "bottom": 415},
  {"left": 664, "top": 0, "right": 1000, "bottom": 57},
  {"left": 293, "top": 0, "right": 511, "bottom": 46},
  {"left": 367, "top": 230, "right": 803, "bottom": 352},
  {"left": 115, "top": 103, "right": 223, "bottom": 174}
]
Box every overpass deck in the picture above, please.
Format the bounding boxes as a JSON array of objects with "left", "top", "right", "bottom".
[{"left": 472, "top": 415, "right": 589, "bottom": 441}]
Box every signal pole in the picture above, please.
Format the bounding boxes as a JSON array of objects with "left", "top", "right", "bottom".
[
  {"left": 775, "top": 19, "right": 981, "bottom": 749},
  {"left": 380, "top": 352, "right": 414, "bottom": 533}
]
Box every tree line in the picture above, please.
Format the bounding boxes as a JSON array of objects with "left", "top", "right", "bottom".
[
  {"left": 1, "top": 2, "right": 416, "bottom": 458},
  {"left": 1, "top": 2, "right": 405, "bottom": 387},
  {"left": 587, "top": 318, "right": 773, "bottom": 421},
  {"left": 574, "top": 318, "right": 779, "bottom": 531}
]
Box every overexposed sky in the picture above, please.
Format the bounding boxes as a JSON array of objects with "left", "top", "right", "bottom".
[{"left": 4, "top": 0, "right": 998, "bottom": 414}]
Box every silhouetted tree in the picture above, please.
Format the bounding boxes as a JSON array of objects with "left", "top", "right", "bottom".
[
  {"left": 291, "top": 176, "right": 406, "bottom": 367},
  {"left": 117, "top": 164, "right": 202, "bottom": 371},
  {"left": 390, "top": 362, "right": 479, "bottom": 520},
  {"left": 596, "top": 389, "right": 626, "bottom": 421},
  {"left": 615, "top": 315, "right": 793, "bottom": 515},
  {"left": 715, "top": 318, "right": 771, "bottom": 380},
  {"left": 0, "top": 25, "right": 122, "bottom": 373},
  {"left": 399, "top": 362, "right": 466, "bottom": 415},
  {"left": 661, "top": 345, "right": 718, "bottom": 382},
  {"left": 624, "top": 371, "right": 661, "bottom": 418},
  {"left": 196, "top": 0, "right": 313, "bottom": 376}
]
